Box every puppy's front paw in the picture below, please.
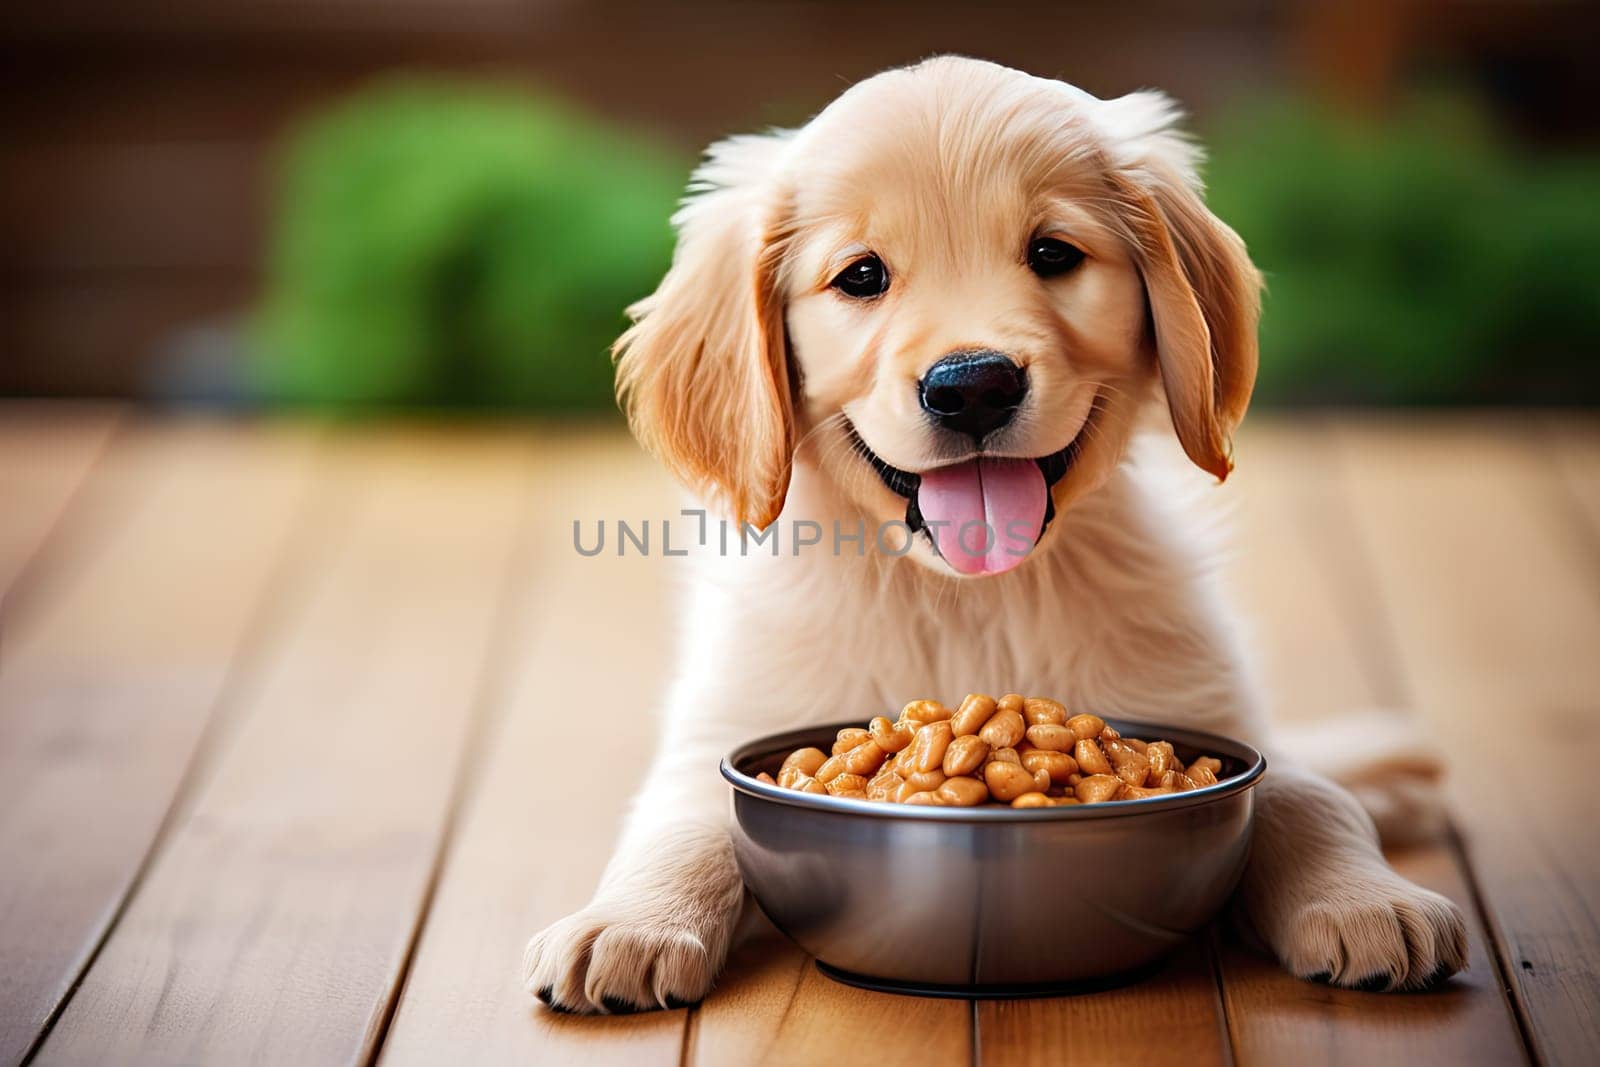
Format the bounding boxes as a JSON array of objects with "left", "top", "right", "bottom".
[
  {"left": 1262, "top": 872, "right": 1468, "bottom": 991},
  {"left": 521, "top": 898, "right": 733, "bottom": 1014}
]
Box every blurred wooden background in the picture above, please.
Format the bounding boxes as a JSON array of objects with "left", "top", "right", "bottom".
[{"left": 2, "top": 0, "right": 1596, "bottom": 398}]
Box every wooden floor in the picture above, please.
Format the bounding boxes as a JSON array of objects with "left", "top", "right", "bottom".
[{"left": 1, "top": 404, "right": 1596, "bottom": 1067}]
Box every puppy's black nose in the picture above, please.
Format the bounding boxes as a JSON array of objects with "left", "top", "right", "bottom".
[{"left": 918, "top": 351, "right": 1027, "bottom": 440}]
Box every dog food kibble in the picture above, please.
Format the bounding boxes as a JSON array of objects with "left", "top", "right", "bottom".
[{"left": 767, "top": 695, "right": 1229, "bottom": 807}]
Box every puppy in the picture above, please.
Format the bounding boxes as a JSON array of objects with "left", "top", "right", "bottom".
[{"left": 523, "top": 56, "right": 1466, "bottom": 1013}]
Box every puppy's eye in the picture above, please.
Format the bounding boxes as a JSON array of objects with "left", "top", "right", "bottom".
[
  {"left": 830, "top": 255, "right": 890, "bottom": 299},
  {"left": 1027, "top": 237, "right": 1086, "bottom": 278}
]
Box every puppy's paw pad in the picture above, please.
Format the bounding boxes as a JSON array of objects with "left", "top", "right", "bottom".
[
  {"left": 522, "top": 903, "right": 724, "bottom": 1014},
  {"left": 1350, "top": 971, "right": 1397, "bottom": 993},
  {"left": 1278, "top": 881, "right": 1468, "bottom": 992}
]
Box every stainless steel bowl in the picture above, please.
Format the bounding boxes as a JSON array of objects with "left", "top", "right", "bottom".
[{"left": 722, "top": 718, "right": 1265, "bottom": 996}]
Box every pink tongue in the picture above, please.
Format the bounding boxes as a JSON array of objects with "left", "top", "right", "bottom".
[{"left": 916, "top": 458, "right": 1047, "bottom": 575}]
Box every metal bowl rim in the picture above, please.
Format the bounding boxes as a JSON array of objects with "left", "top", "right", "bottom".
[{"left": 721, "top": 716, "right": 1265, "bottom": 822}]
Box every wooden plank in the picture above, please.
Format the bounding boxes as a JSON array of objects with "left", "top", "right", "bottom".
[
  {"left": 1214, "top": 419, "right": 1528, "bottom": 1067},
  {"left": 376, "top": 429, "right": 689, "bottom": 1066},
  {"left": 1333, "top": 415, "right": 1600, "bottom": 1066},
  {"left": 0, "top": 418, "right": 315, "bottom": 1067},
  {"left": 31, "top": 427, "right": 530, "bottom": 1067},
  {"left": 694, "top": 915, "right": 971, "bottom": 1067},
  {"left": 978, "top": 939, "right": 1225, "bottom": 1067},
  {"left": 0, "top": 401, "right": 119, "bottom": 605},
  {"left": 1544, "top": 417, "right": 1600, "bottom": 550},
  {"left": 1224, "top": 421, "right": 1407, "bottom": 724},
  {"left": 379, "top": 431, "right": 688, "bottom": 1067},
  {"left": 969, "top": 922, "right": 1226, "bottom": 1060}
]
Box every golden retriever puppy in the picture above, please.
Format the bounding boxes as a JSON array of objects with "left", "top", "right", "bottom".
[{"left": 522, "top": 55, "right": 1466, "bottom": 1012}]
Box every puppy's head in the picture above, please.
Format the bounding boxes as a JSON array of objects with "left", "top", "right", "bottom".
[{"left": 616, "top": 56, "right": 1260, "bottom": 576}]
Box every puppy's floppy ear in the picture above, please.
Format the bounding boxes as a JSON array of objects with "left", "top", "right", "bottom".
[
  {"left": 1095, "top": 91, "right": 1262, "bottom": 480},
  {"left": 614, "top": 132, "right": 795, "bottom": 528}
]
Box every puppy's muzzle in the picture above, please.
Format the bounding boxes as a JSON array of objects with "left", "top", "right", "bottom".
[{"left": 918, "top": 350, "right": 1027, "bottom": 443}]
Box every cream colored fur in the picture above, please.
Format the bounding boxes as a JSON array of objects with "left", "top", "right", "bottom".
[{"left": 522, "top": 57, "right": 1466, "bottom": 1013}]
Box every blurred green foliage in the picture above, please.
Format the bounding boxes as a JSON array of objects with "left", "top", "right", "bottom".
[
  {"left": 1204, "top": 95, "right": 1600, "bottom": 405},
  {"left": 254, "top": 80, "right": 686, "bottom": 411},
  {"left": 257, "top": 81, "right": 1599, "bottom": 410}
]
